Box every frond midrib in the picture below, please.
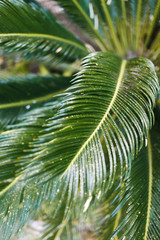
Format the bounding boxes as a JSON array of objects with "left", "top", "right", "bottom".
[
  {"left": 72, "top": 0, "right": 107, "bottom": 51},
  {"left": 60, "top": 59, "right": 127, "bottom": 179},
  {"left": 144, "top": 136, "right": 153, "bottom": 239},
  {"left": 0, "top": 33, "right": 87, "bottom": 52},
  {"left": 0, "top": 175, "right": 22, "bottom": 197},
  {"left": 0, "top": 90, "right": 63, "bottom": 109}
]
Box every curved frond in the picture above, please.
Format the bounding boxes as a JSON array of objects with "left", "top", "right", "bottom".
[
  {"left": 0, "top": 0, "right": 88, "bottom": 63},
  {"left": 94, "top": 123, "right": 160, "bottom": 239},
  {"left": 25, "top": 52, "right": 158, "bottom": 198},
  {"left": 0, "top": 95, "right": 65, "bottom": 184}
]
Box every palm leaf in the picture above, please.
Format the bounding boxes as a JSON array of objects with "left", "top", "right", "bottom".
[
  {"left": 22, "top": 52, "right": 159, "bottom": 198},
  {"left": 0, "top": 73, "right": 70, "bottom": 131},
  {"left": 0, "top": 95, "right": 65, "bottom": 185},
  {"left": 0, "top": 96, "right": 67, "bottom": 240},
  {"left": 0, "top": 0, "right": 88, "bottom": 64},
  {"left": 53, "top": 0, "right": 107, "bottom": 51},
  {"left": 95, "top": 122, "right": 160, "bottom": 239},
  {"left": 0, "top": 52, "right": 158, "bottom": 239}
]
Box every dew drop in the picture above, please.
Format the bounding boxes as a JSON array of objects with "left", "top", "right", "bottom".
[{"left": 26, "top": 105, "right": 31, "bottom": 109}]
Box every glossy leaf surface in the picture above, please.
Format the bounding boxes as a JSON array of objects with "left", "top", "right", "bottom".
[{"left": 24, "top": 52, "right": 159, "bottom": 198}]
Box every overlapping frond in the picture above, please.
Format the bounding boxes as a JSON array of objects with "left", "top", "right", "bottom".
[
  {"left": 22, "top": 52, "right": 159, "bottom": 199},
  {"left": 0, "top": 95, "right": 65, "bottom": 185},
  {"left": 95, "top": 123, "right": 160, "bottom": 239},
  {"left": 0, "top": 0, "right": 88, "bottom": 64}
]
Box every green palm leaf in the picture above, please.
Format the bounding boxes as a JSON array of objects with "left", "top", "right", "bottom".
[
  {"left": 0, "top": 73, "right": 70, "bottom": 131},
  {"left": 95, "top": 122, "right": 160, "bottom": 239},
  {"left": 0, "top": 0, "right": 88, "bottom": 64},
  {"left": 24, "top": 52, "right": 158, "bottom": 198},
  {"left": 0, "top": 95, "right": 64, "bottom": 184},
  {"left": 53, "top": 0, "right": 107, "bottom": 50}
]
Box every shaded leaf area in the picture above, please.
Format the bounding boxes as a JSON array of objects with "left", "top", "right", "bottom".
[
  {"left": 0, "top": 0, "right": 88, "bottom": 64},
  {"left": 53, "top": 0, "right": 107, "bottom": 50},
  {"left": 154, "top": 95, "right": 160, "bottom": 124},
  {"left": 0, "top": 73, "right": 71, "bottom": 131},
  {"left": 95, "top": 123, "right": 160, "bottom": 240},
  {"left": 22, "top": 52, "right": 158, "bottom": 199}
]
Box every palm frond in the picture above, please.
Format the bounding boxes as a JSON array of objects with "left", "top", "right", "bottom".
[
  {"left": 0, "top": 73, "right": 70, "bottom": 131},
  {"left": 0, "top": 94, "right": 65, "bottom": 185},
  {"left": 0, "top": 0, "right": 88, "bottom": 64},
  {"left": 95, "top": 122, "right": 160, "bottom": 239},
  {"left": 53, "top": 0, "right": 107, "bottom": 51},
  {"left": 0, "top": 96, "right": 69, "bottom": 239},
  {"left": 22, "top": 52, "right": 159, "bottom": 198}
]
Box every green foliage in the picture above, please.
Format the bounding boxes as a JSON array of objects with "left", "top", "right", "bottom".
[
  {"left": 0, "top": 0, "right": 160, "bottom": 239},
  {"left": 0, "top": 0, "right": 88, "bottom": 63}
]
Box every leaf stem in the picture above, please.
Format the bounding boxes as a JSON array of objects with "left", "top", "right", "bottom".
[
  {"left": 0, "top": 175, "right": 23, "bottom": 196},
  {"left": 144, "top": 135, "right": 153, "bottom": 239},
  {"left": 0, "top": 89, "right": 64, "bottom": 109},
  {"left": 101, "top": 0, "right": 123, "bottom": 56},
  {"left": 135, "top": 0, "right": 142, "bottom": 51},
  {"left": 0, "top": 33, "right": 88, "bottom": 53},
  {"left": 60, "top": 59, "right": 127, "bottom": 179}
]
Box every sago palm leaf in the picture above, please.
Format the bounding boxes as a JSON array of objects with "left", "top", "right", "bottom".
[
  {"left": 0, "top": 97, "right": 68, "bottom": 240},
  {"left": 0, "top": 73, "right": 70, "bottom": 131},
  {"left": 41, "top": 197, "right": 76, "bottom": 240},
  {"left": 95, "top": 122, "right": 160, "bottom": 239},
  {"left": 53, "top": 0, "right": 107, "bottom": 51},
  {"left": 0, "top": 95, "right": 65, "bottom": 184},
  {"left": 22, "top": 52, "right": 159, "bottom": 198},
  {"left": 0, "top": 52, "right": 158, "bottom": 240},
  {"left": 0, "top": 0, "right": 88, "bottom": 64}
]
